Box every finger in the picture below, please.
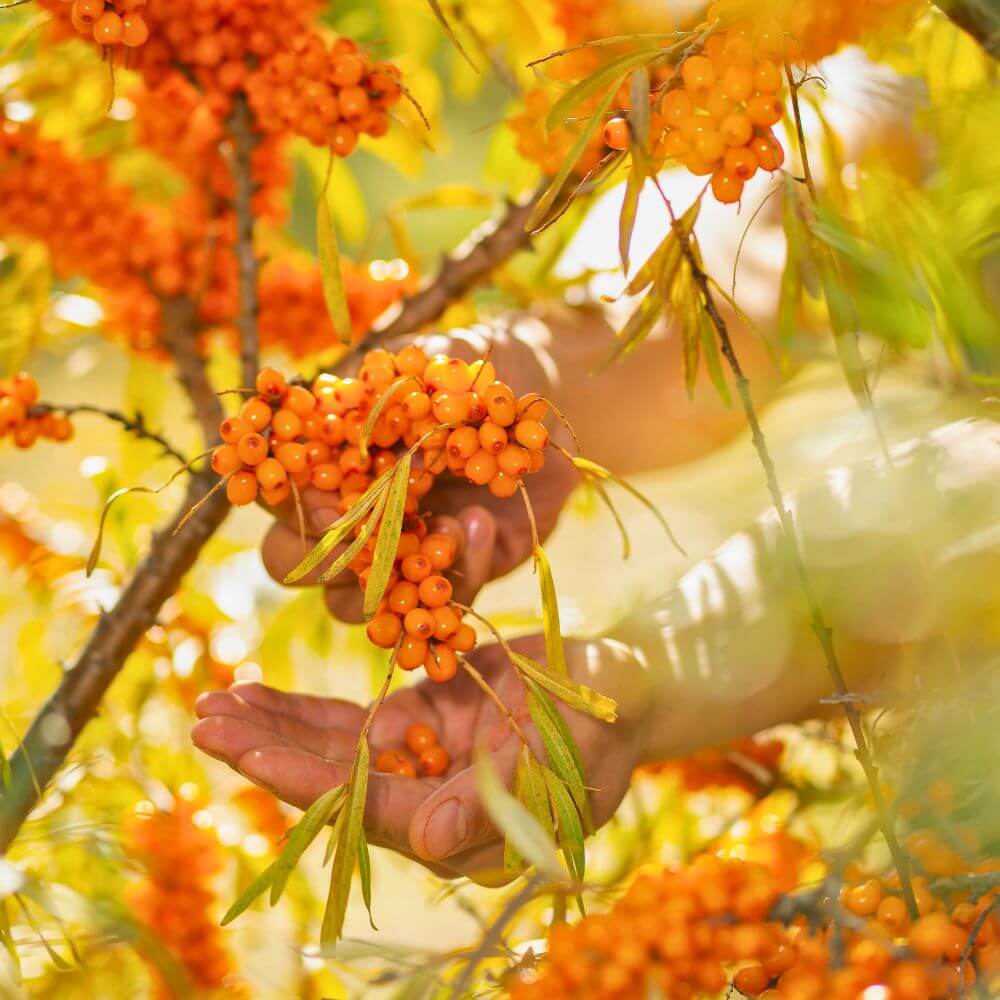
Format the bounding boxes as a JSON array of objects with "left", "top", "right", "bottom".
[
  {"left": 323, "top": 584, "right": 366, "bottom": 624},
  {"left": 192, "top": 716, "right": 294, "bottom": 768},
  {"left": 238, "top": 746, "right": 434, "bottom": 851},
  {"left": 228, "top": 682, "right": 368, "bottom": 732},
  {"left": 194, "top": 691, "right": 358, "bottom": 759},
  {"left": 408, "top": 733, "right": 521, "bottom": 863},
  {"left": 451, "top": 505, "right": 498, "bottom": 604},
  {"left": 260, "top": 522, "right": 358, "bottom": 589},
  {"left": 271, "top": 485, "right": 345, "bottom": 537}
]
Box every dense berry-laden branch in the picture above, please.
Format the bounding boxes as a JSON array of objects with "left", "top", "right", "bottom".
[
  {"left": 228, "top": 94, "right": 261, "bottom": 389},
  {"left": 657, "top": 187, "right": 918, "bottom": 918}
]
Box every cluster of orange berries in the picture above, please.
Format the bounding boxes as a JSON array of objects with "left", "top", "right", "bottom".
[
  {"left": 44, "top": 0, "right": 149, "bottom": 52},
  {"left": 641, "top": 736, "right": 785, "bottom": 795},
  {"left": 123, "top": 802, "right": 240, "bottom": 998},
  {"left": 213, "top": 351, "right": 550, "bottom": 679},
  {"left": 508, "top": 850, "right": 1000, "bottom": 1000},
  {"left": 376, "top": 722, "right": 450, "bottom": 778},
  {"left": 0, "top": 374, "right": 73, "bottom": 449}
]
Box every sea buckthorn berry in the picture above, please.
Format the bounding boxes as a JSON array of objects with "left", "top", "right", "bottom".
[
  {"left": 261, "top": 482, "right": 291, "bottom": 507},
  {"left": 397, "top": 636, "right": 428, "bottom": 671},
  {"left": 421, "top": 534, "right": 457, "bottom": 570},
  {"left": 339, "top": 447, "right": 371, "bottom": 475},
  {"left": 705, "top": 87, "right": 735, "bottom": 121},
  {"left": 275, "top": 442, "right": 308, "bottom": 474},
  {"left": 431, "top": 606, "right": 461, "bottom": 640},
  {"left": 220, "top": 417, "right": 253, "bottom": 445},
  {"left": 478, "top": 421, "right": 508, "bottom": 454},
  {"left": 418, "top": 575, "right": 452, "bottom": 608},
  {"left": 395, "top": 532, "right": 421, "bottom": 560},
  {"left": 227, "top": 471, "right": 258, "bottom": 506},
  {"left": 447, "top": 426, "right": 479, "bottom": 461},
  {"left": 366, "top": 612, "right": 402, "bottom": 649},
  {"left": 331, "top": 123, "right": 358, "bottom": 157},
  {"left": 11, "top": 374, "right": 38, "bottom": 407},
  {"left": 733, "top": 964, "right": 769, "bottom": 996},
  {"left": 467, "top": 392, "right": 489, "bottom": 423},
  {"left": 721, "top": 65, "right": 754, "bottom": 102},
  {"left": 662, "top": 89, "right": 695, "bottom": 128},
  {"left": 711, "top": 170, "right": 744, "bottom": 204},
  {"left": 255, "top": 458, "right": 287, "bottom": 491},
  {"left": 747, "top": 95, "right": 784, "bottom": 128},
  {"left": 604, "top": 116, "right": 630, "bottom": 150},
  {"left": 425, "top": 643, "right": 458, "bottom": 682},
  {"left": 121, "top": 13, "right": 149, "bottom": 47},
  {"left": 751, "top": 132, "right": 785, "bottom": 171},
  {"left": 465, "top": 450, "right": 498, "bottom": 486},
  {"left": 311, "top": 463, "right": 343, "bottom": 492},
  {"left": 724, "top": 146, "right": 758, "bottom": 180},
  {"left": 754, "top": 61, "right": 783, "bottom": 94},
  {"left": 389, "top": 581, "right": 420, "bottom": 616},
  {"left": 843, "top": 879, "right": 882, "bottom": 916},
  {"left": 271, "top": 409, "right": 303, "bottom": 441},
  {"left": 437, "top": 359, "right": 474, "bottom": 394},
  {"left": 469, "top": 359, "right": 496, "bottom": 392},
  {"left": 332, "top": 51, "right": 366, "bottom": 87},
  {"left": 528, "top": 449, "right": 546, "bottom": 473},
  {"left": 407, "top": 468, "right": 434, "bottom": 496},
  {"left": 660, "top": 129, "right": 689, "bottom": 159},
  {"left": 255, "top": 367, "right": 287, "bottom": 398},
  {"left": 284, "top": 385, "right": 316, "bottom": 416},
  {"left": 720, "top": 113, "right": 753, "bottom": 147},
  {"left": 318, "top": 414, "right": 346, "bottom": 446},
  {"left": 236, "top": 432, "right": 268, "bottom": 466},
  {"left": 514, "top": 419, "right": 549, "bottom": 451},
  {"left": 240, "top": 397, "right": 273, "bottom": 431},
  {"left": 93, "top": 9, "right": 123, "bottom": 45},
  {"left": 305, "top": 441, "right": 332, "bottom": 467},
  {"left": 211, "top": 445, "right": 241, "bottom": 475},
  {"left": 375, "top": 749, "right": 405, "bottom": 773},
  {"left": 402, "top": 391, "right": 432, "bottom": 420},
  {"left": 418, "top": 745, "right": 450, "bottom": 777},
  {"left": 694, "top": 130, "right": 726, "bottom": 164},
  {"left": 395, "top": 346, "right": 428, "bottom": 376},
  {"left": 405, "top": 723, "right": 438, "bottom": 755},
  {"left": 404, "top": 608, "right": 435, "bottom": 640},
  {"left": 497, "top": 444, "right": 531, "bottom": 477},
  {"left": 448, "top": 623, "right": 476, "bottom": 653},
  {"left": 681, "top": 55, "right": 716, "bottom": 93},
  {"left": 432, "top": 393, "right": 471, "bottom": 425},
  {"left": 489, "top": 471, "right": 519, "bottom": 498},
  {"left": 333, "top": 378, "right": 364, "bottom": 410},
  {"left": 400, "top": 553, "right": 432, "bottom": 583},
  {"left": 485, "top": 384, "right": 517, "bottom": 426},
  {"left": 518, "top": 394, "right": 548, "bottom": 421}
]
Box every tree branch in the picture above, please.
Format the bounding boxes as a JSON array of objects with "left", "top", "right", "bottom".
[
  {"left": 29, "top": 403, "right": 188, "bottom": 465},
  {"left": 228, "top": 93, "right": 260, "bottom": 388},
  {"left": 934, "top": 0, "right": 1000, "bottom": 58},
  {"left": 0, "top": 468, "right": 230, "bottom": 851}
]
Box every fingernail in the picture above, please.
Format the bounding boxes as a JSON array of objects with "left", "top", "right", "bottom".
[
  {"left": 311, "top": 507, "right": 339, "bottom": 532},
  {"left": 423, "top": 798, "right": 468, "bottom": 860}
]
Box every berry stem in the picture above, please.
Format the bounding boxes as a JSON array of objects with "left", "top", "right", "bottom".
[
  {"left": 30, "top": 402, "right": 188, "bottom": 465},
  {"left": 783, "top": 61, "right": 817, "bottom": 201},
  {"left": 654, "top": 179, "right": 919, "bottom": 920},
  {"left": 228, "top": 93, "right": 261, "bottom": 390},
  {"left": 459, "top": 656, "right": 533, "bottom": 750}
]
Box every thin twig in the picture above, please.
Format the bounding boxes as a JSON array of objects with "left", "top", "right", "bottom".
[
  {"left": 459, "top": 656, "right": 533, "bottom": 749},
  {"left": 228, "top": 93, "right": 261, "bottom": 389},
  {"left": 784, "top": 62, "right": 816, "bottom": 200},
  {"left": 30, "top": 403, "right": 188, "bottom": 465},
  {"left": 652, "top": 178, "right": 918, "bottom": 919}
]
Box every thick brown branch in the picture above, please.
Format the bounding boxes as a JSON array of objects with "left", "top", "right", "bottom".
[
  {"left": 934, "top": 0, "right": 1000, "bottom": 58},
  {"left": 30, "top": 403, "right": 188, "bottom": 465},
  {"left": 228, "top": 93, "right": 260, "bottom": 388},
  {"left": 160, "top": 295, "right": 223, "bottom": 443},
  {"left": 0, "top": 469, "right": 230, "bottom": 851}
]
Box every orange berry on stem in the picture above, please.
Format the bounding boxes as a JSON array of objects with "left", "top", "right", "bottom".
[
  {"left": 227, "top": 471, "right": 258, "bottom": 506},
  {"left": 236, "top": 432, "right": 268, "bottom": 466},
  {"left": 724, "top": 146, "right": 758, "bottom": 180},
  {"left": 121, "top": 13, "right": 149, "bottom": 47},
  {"left": 255, "top": 458, "right": 287, "bottom": 491},
  {"left": 751, "top": 131, "right": 784, "bottom": 171},
  {"left": 396, "top": 636, "right": 428, "bottom": 671},
  {"left": 497, "top": 444, "right": 531, "bottom": 477},
  {"left": 271, "top": 408, "right": 303, "bottom": 441},
  {"left": 754, "top": 61, "right": 782, "bottom": 94},
  {"left": 485, "top": 384, "right": 517, "bottom": 426},
  {"left": 388, "top": 581, "right": 420, "bottom": 615},
  {"left": 256, "top": 367, "right": 287, "bottom": 398},
  {"left": 220, "top": 416, "right": 253, "bottom": 444},
  {"left": 275, "top": 442, "right": 308, "bottom": 474},
  {"left": 432, "top": 393, "right": 471, "bottom": 424},
  {"left": 421, "top": 534, "right": 456, "bottom": 570},
  {"left": 93, "top": 9, "right": 123, "bottom": 45},
  {"left": 310, "top": 463, "right": 342, "bottom": 492},
  {"left": 261, "top": 482, "right": 291, "bottom": 507},
  {"left": 211, "top": 444, "right": 241, "bottom": 475},
  {"left": 11, "top": 373, "right": 38, "bottom": 407},
  {"left": 489, "top": 471, "right": 519, "bottom": 498},
  {"left": 418, "top": 575, "right": 452, "bottom": 608},
  {"left": 401, "top": 553, "right": 432, "bottom": 583},
  {"left": 465, "top": 450, "right": 497, "bottom": 486},
  {"left": 603, "top": 116, "right": 630, "bottom": 150},
  {"left": 240, "top": 396, "right": 272, "bottom": 431},
  {"left": 394, "top": 345, "right": 428, "bottom": 376},
  {"left": 366, "top": 612, "right": 402, "bottom": 649},
  {"left": 711, "top": 169, "right": 744, "bottom": 204},
  {"left": 514, "top": 419, "right": 549, "bottom": 451},
  {"left": 405, "top": 723, "right": 438, "bottom": 755},
  {"left": 693, "top": 129, "right": 725, "bottom": 164},
  {"left": 747, "top": 94, "right": 784, "bottom": 128},
  {"left": 425, "top": 643, "right": 458, "bottom": 682},
  {"left": 447, "top": 426, "right": 479, "bottom": 461},
  {"left": 419, "top": 745, "right": 450, "bottom": 776},
  {"left": 720, "top": 113, "right": 753, "bottom": 147},
  {"left": 284, "top": 385, "right": 316, "bottom": 416},
  {"left": 662, "top": 89, "right": 695, "bottom": 128},
  {"left": 448, "top": 623, "right": 477, "bottom": 653},
  {"left": 431, "top": 606, "right": 461, "bottom": 640},
  {"left": 404, "top": 608, "right": 436, "bottom": 640},
  {"left": 681, "top": 55, "right": 716, "bottom": 92}
]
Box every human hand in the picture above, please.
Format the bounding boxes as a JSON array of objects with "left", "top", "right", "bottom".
[
  {"left": 259, "top": 329, "right": 579, "bottom": 623},
  {"left": 191, "top": 636, "right": 642, "bottom": 881}
]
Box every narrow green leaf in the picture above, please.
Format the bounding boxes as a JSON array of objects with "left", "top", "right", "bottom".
[
  {"left": 528, "top": 85, "right": 618, "bottom": 234},
  {"left": 589, "top": 477, "right": 631, "bottom": 560},
  {"left": 542, "top": 767, "right": 585, "bottom": 881},
  {"left": 359, "top": 376, "right": 419, "bottom": 462},
  {"left": 363, "top": 455, "right": 411, "bottom": 619},
  {"left": 316, "top": 489, "right": 388, "bottom": 585},
  {"left": 619, "top": 156, "right": 644, "bottom": 276},
  {"left": 269, "top": 785, "right": 346, "bottom": 905},
  {"left": 321, "top": 736, "right": 371, "bottom": 945},
  {"left": 15, "top": 896, "right": 71, "bottom": 970},
  {"left": 425, "top": 0, "right": 479, "bottom": 73},
  {"left": 510, "top": 652, "right": 617, "bottom": 723},
  {"left": 600, "top": 287, "right": 665, "bottom": 370},
  {"left": 505, "top": 745, "right": 551, "bottom": 872},
  {"left": 357, "top": 828, "right": 377, "bottom": 931},
  {"left": 476, "top": 747, "right": 564, "bottom": 881},
  {"left": 222, "top": 785, "right": 345, "bottom": 924},
  {"left": 699, "top": 308, "right": 731, "bottom": 406},
  {"left": 317, "top": 191, "right": 353, "bottom": 345},
  {"left": 572, "top": 457, "right": 686, "bottom": 557},
  {"left": 533, "top": 544, "right": 569, "bottom": 680},
  {"left": 526, "top": 681, "right": 592, "bottom": 833}
]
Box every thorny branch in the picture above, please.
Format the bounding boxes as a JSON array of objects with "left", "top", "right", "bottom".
[
  {"left": 30, "top": 403, "right": 188, "bottom": 465},
  {"left": 654, "top": 181, "right": 919, "bottom": 918}
]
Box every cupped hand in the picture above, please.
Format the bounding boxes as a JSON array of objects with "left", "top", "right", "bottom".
[
  {"left": 258, "top": 329, "right": 578, "bottom": 624},
  {"left": 191, "top": 637, "right": 640, "bottom": 881}
]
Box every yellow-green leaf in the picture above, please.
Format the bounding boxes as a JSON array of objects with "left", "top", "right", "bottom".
[
  {"left": 600, "top": 286, "right": 665, "bottom": 371},
  {"left": 588, "top": 477, "right": 630, "bottom": 560},
  {"left": 505, "top": 745, "right": 550, "bottom": 872},
  {"left": 510, "top": 652, "right": 617, "bottom": 723},
  {"left": 357, "top": 828, "right": 376, "bottom": 931},
  {"left": 316, "top": 489, "right": 389, "bottom": 585},
  {"left": 425, "top": 0, "right": 479, "bottom": 72},
  {"left": 317, "top": 190, "right": 353, "bottom": 346},
  {"left": 534, "top": 544, "right": 568, "bottom": 680},
  {"left": 359, "top": 376, "right": 419, "bottom": 462},
  {"left": 321, "top": 735, "right": 370, "bottom": 945},
  {"left": 542, "top": 766, "right": 585, "bottom": 881},
  {"left": 363, "top": 455, "right": 411, "bottom": 619},
  {"left": 476, "top": 745, "right": 563, "bottom": 881}
]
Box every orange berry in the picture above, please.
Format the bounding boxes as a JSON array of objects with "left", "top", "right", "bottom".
[
  {"left": 844, "top": 879, "right": 882, "bottom": 917},
  {"left": 437, "top": 358, "right": 474, "bottom": 394},
  {"left": 394, "top": 346, "right": 428, "bottom": 376},
  {"left": 284, "top": 385, "right": 316, "bottom": 416},
  {"left": 747, "top": 94, "right": 784, "bottom": 128},
  {"left": 256, "top": 367, "right": 287, "bottom": 397},
  {"left": 447, "top": 426, "right": 480, "bottom": 461},
  {"left": 432, "top": 392, "right": 470, "bottom": 425},
  {"left": 211, "top": 444, "right": 241, "bottom": 475},
  {"left": 240, "top": 396, "right": 272, "bottom": 431},
  {"left": 404, "top": 608, "right": 436, "bottom": 640},
  {"left": 488, "top": 471, "right": 519, "bottom": 498},
  {"left": 236, "top": 432, "right": 268, "bottom": 466},
  {"left": 513, "top": 419, "right": 549, "bottom": 451},
  {"left": 311, "top": 463, "right": 343, "bottom": 491},
  {"left": 396, "top": 636, "right": 428, "bottom": 671},
  {"left": 11, "top": 373, "right": 38, "bottom": 406},
  {"left": 447, "top": 623, "right": 476, "bottom": 653},
  {"left": 400, "top": 553, "right": 432, "bottom": 583},
  {"left": 402, "top": 391, "right": 432, "bottom": 420},
  {"left": 255, "top": 457, "right": 287, "bottom": 491},
  {"left": 517, "top": 394, "right": 548, "bottom": 421},
  {"left": 711, "top": 169, "right": 744, "bottom": 204},
  {"left": 375, "top": 749, "right": 404, "bottom": 773},
  {"left": 275, "top": 442, "right": 308, "bottom": 474},
  {"left": 662, "top": 89, "right": 695, "bottom": 127},
  {"left": 465, "top": 450, "right": 497, "bottom": 486},
  {"left": 497, "top": 444, "right": 530, "bottom": 477},
  {"left": 603, "top": 116, "right": 630, "bottom": 150},
  {"left": 93, "top": 9, "right": 123, "bottom": 45},
  {"left": 418, "top": 575, "right": 452, "bottom": 608},
  {"left": 425, "top": 643, "right": 458, "bottom": 682},
  {"left": 431, "top": 606, "right": 461, "bottom": 640},
  {"left": 659, "top": 129, "right": 689, "bottom": 159},
  {"left": 261, "top": 482, "right": 291, "bottom": 507},
  {"left": 528, "top": 449, "right": 545, "bottom": 473},
  {"left": 705, "top": 87, "right": 735, "bottom": 121},
  {"left": 693, "top": 129, "right": 725, "bottom": 163},
  {"left": 331, "top": 122, "right": 358, "bottom": 156},
  {"left": 733, "top": 964, "right": 769, "bottom": 996},
  {"left": 751, "top": 131, "right": 784, "bottom": 171},
  {"left": 366, "top": 612, "right": 402, "bottom": 649},
  {"left": 388, "top": 581, "right": 420, "bottom": 616},
  {"left": 318, "top": 413, "right": 346, "bottom": 446},
  {"left": 720, "top": 113, "right": 753, "bottom": 147},
  {"left": 478, "top": 421, "right": 508, "bottom": 454},
  {"left": 724, "top": 146, "right": 758, "bottom": 180},
  {"left": 71, "top": 0, "right": 101, "bottom": 27},
  {"left": 910, "top": 914, "right": 962, "bottom": 959},
  {"left": 405, "top": 723, "right": 438, "bottom": 755},
  {"left": 227, "top": 471, "right": 258, "bottom": 506},
  {"left": 721, "top": 65, "right": 754, "bottom": 103},
  {"left": 754, "top": 61, "right": 782, "bottom": 94},
  {"left": 121, "top": 13, "right": 148, "bottom": 47},
  {"left": 271, "top": 408, "right": 303, "bottom": 441},
  {"left": 331, "top": 51, "right": 366, "bottom": 87},
  {"left": 418, "top": 745, "right": 450, "bottom": 776},
  {"left": 220, "top": 416, "right": 253, "bottom": 444},
  {"left": 420, "top": 534, "right": 457, "bottom": 570},
  {"left": 681, "top": 55, "right": 716, "bottom": 92},
  {"left": 407, "top": 468, "right": 434, "bottom": 497},
  {"left": 484, "top": 384, "right": 517, "bottom": 426}
]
